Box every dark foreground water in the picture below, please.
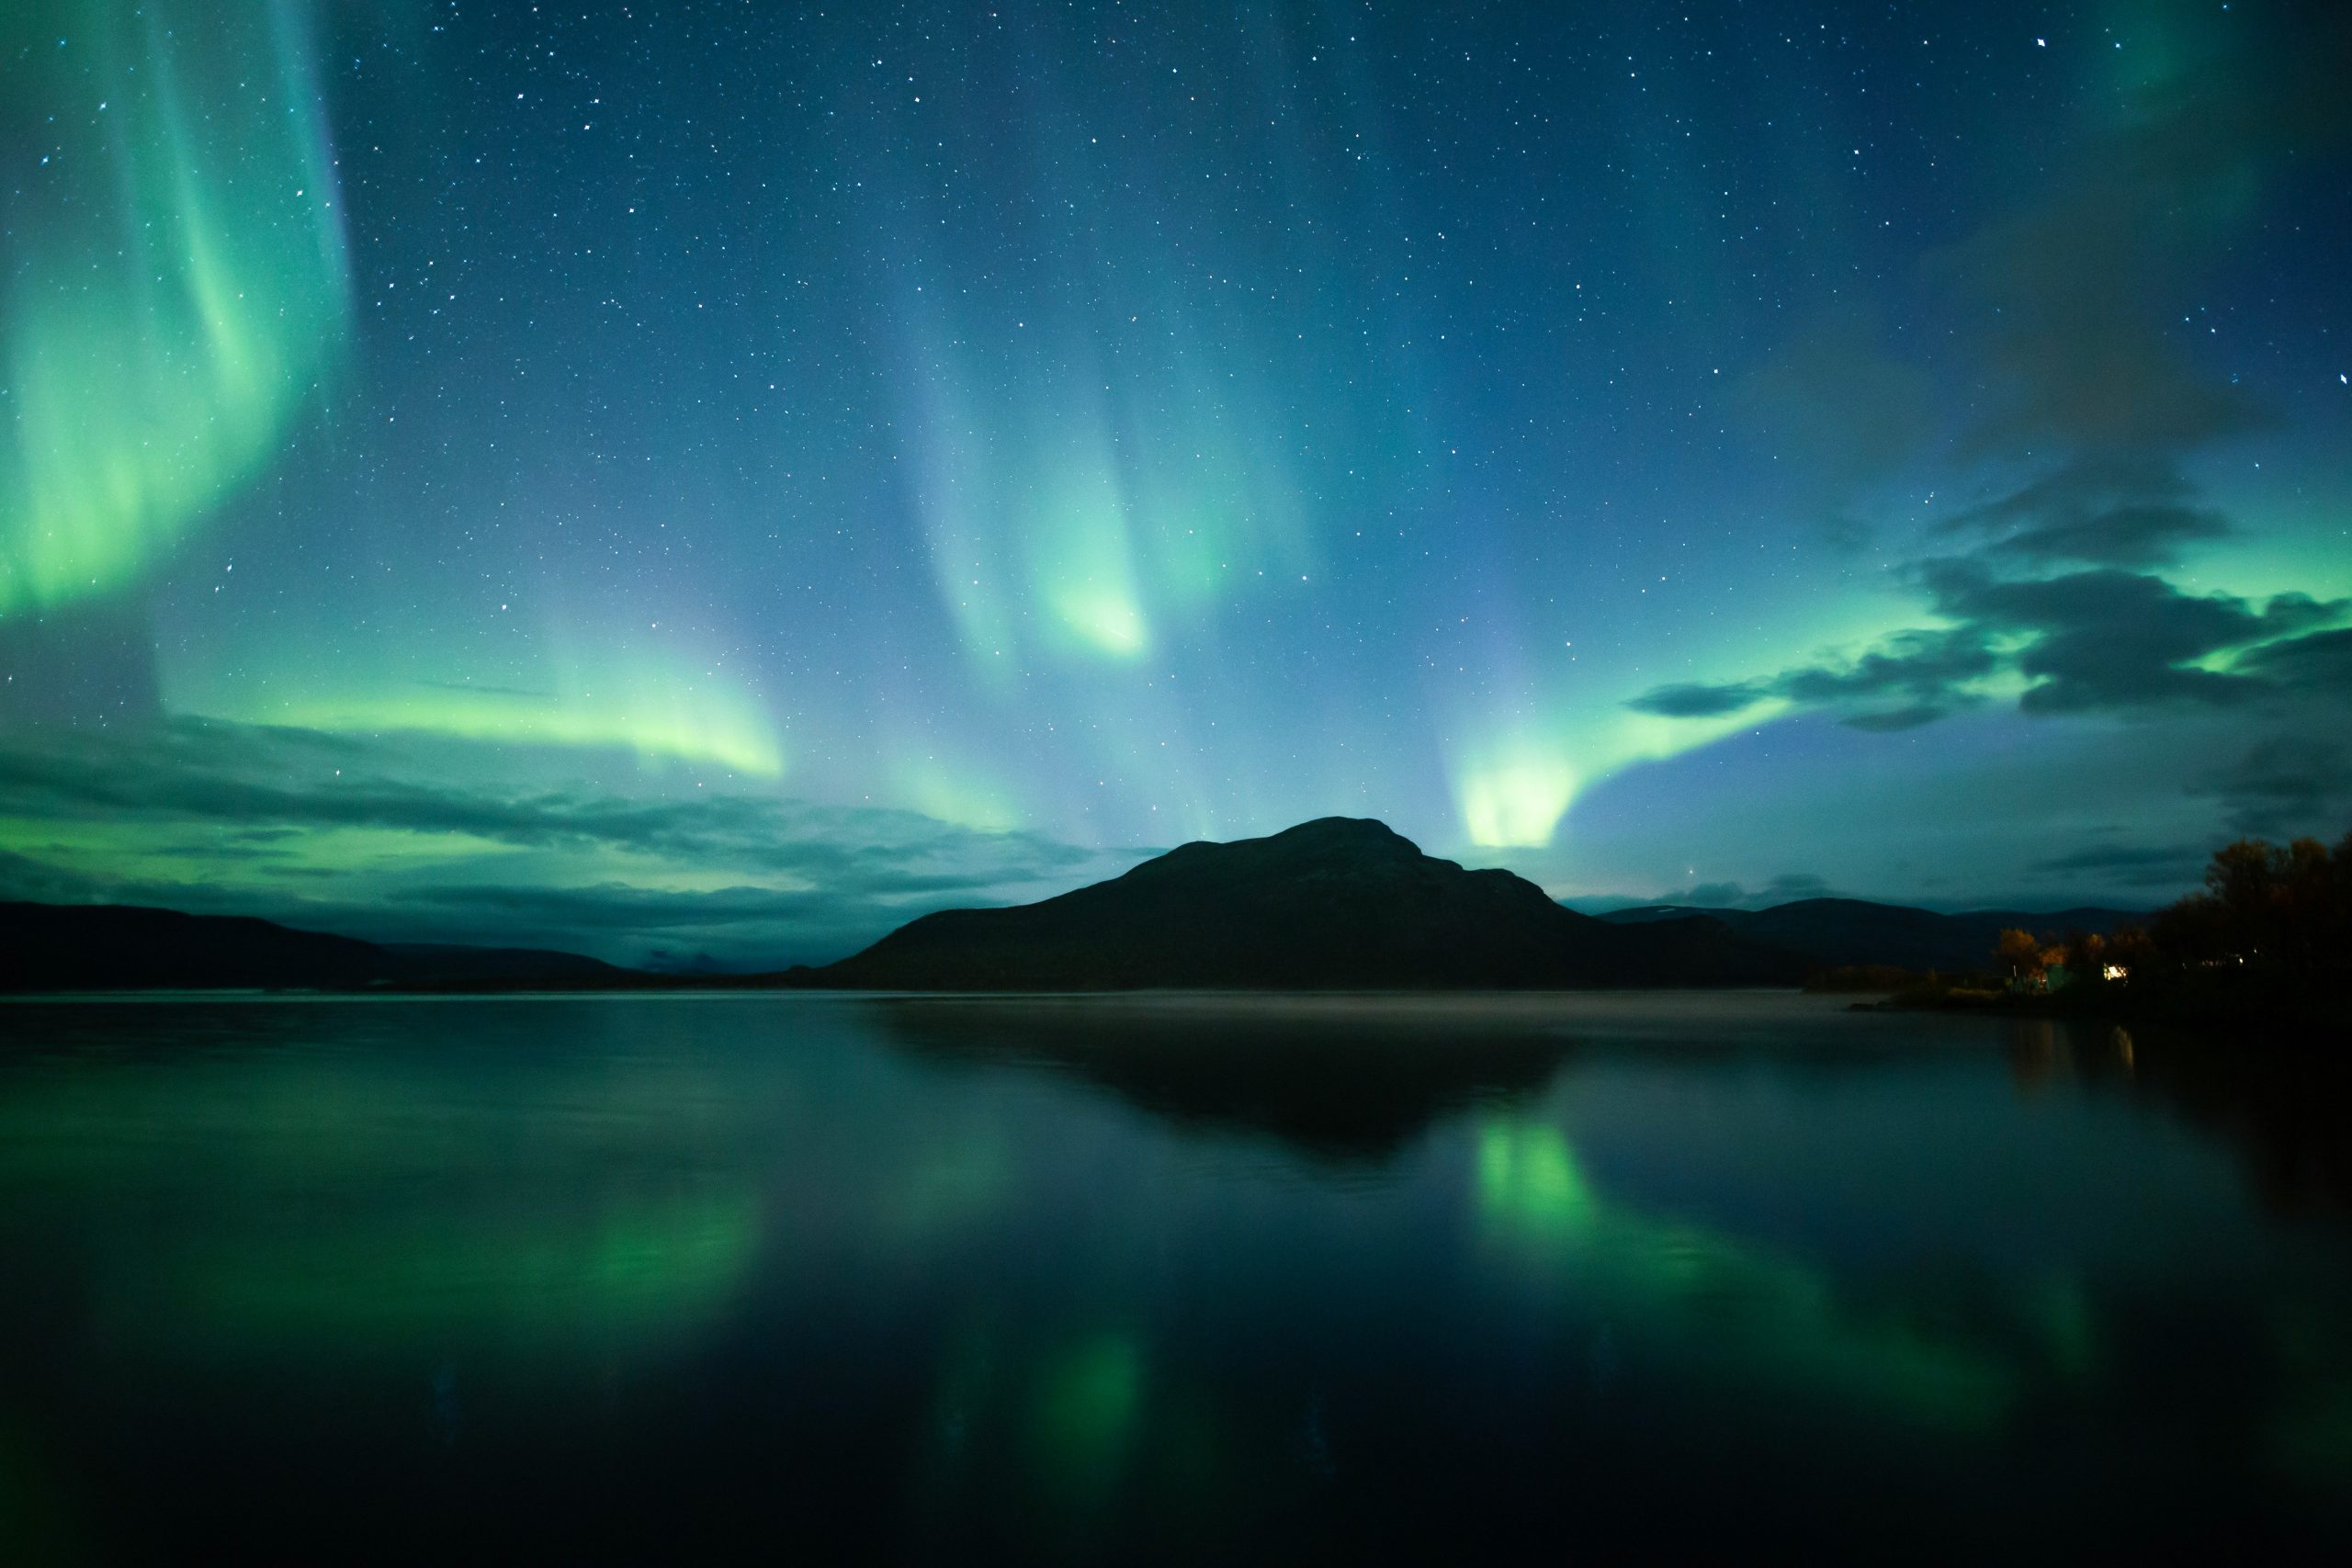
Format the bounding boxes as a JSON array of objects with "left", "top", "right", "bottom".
[{"left": 1, "top": 993, "right": 2348, "bottom": 1562}]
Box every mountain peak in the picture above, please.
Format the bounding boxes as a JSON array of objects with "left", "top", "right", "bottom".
[
  {"left": 809, "top": 818, "right": 1803, "bottom": 990},
  {"left": 1270, "top": 816, "right": 1419, "bottom": 847}
]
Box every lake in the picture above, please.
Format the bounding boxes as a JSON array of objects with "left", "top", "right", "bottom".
[{"left": 1, "top": 992, "right": 2347, "bottom": 1561}]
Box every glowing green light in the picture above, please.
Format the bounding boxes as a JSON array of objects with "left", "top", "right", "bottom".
[
  {"left": 888, "top": 753, "right": 1026, "bottom": 833},
  {"left": 1477, "top": 1122, "right": 1597, "bottom": 1235},
  {"left": 0, "top": 1044, "right": 766, "bottom": 1354},
  {"left": 173, "top": 1194, "right": 762, "bottom": 1349},
  {"left": 169, "top": 643, "right": 786, "bottom": 777},
  {"left": 904, "top": 302, "right": 1314, "bottom": 672},
  {"left": 1049, "top": 583, "right": 1151, "bottom": 658},
  {"left": 0, "top": 0, "right": 349, "bottom": 612},
  {"left": 1028, "top": 1331, "right": 1148, "bottom": 1504},
  {"left": 1455, "top": 749, "right": 1579, "bottom": 849},
  {"left": 1028, "top": 455, "right": 1153, "bottom": 660},
  {"left": 1474, "top": 1117, "right": 2018, "bottom": 1433},
  {"left": 254, "top": 685, "right": 786, "bottom": 778},
  {"left": 1449, "top": 702, "right": 1813, "bottom": 851}
]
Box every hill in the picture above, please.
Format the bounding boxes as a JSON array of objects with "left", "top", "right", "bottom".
[
  {"left": 1593, "top": 897, "right": 2143, "bottom": 975},
  {"left": 0, "top": 904, "right": 625, "bottom": 992},
  {"left": 795, "top": 818, "right": 1805, "bottom": 990}
]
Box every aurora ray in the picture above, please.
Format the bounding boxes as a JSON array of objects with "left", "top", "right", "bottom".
[
  {"left": 0, "top": 0, "right": 2341, "bottom": 958},
  {"left": 0, "top": 0, "right": 348, "bottom": 613}
]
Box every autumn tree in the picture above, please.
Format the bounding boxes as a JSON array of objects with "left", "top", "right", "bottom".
[
  {"left": 1997, "top": 927, "right": 2046, "bottom": 986},
  {"left": 2146, "top": 830, "right": 2352, "bottom": 997}
]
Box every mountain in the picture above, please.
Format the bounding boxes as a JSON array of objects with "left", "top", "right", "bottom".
[
  {"left": 1592, "top": 897, "right": 2144, "bottom": 975},
  {"left": 796, "top": 818, "right": 1805, "bottom": 990},
  {"left": 868, "top": 997, "right": 1578, "bottom": 1161},
  {"left": 21, "top": 836, "right": 2111, "bottom": 995},
  {"left": 0, "top": 904, "right": 626, "bottom": 992},
  {"left": 378, "top": 942, "right": 629, "bottom": 987}
]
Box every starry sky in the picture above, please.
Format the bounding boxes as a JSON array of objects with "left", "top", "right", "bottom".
[{"left": 3, "top": 0, "right": 2348, "bottom": 967}]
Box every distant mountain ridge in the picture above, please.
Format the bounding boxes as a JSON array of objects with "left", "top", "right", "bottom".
[
  {"left": 0, "top": 903, "right": 626, "bottom": 993},
  {"left": 1593, "top": 897, "right": 2144, "bottom": 976},
  {"left": 6, "top": 830, "right": 2135, "bottom": 994},
  {"left": 795, "top": 818, "right": 1806, "bottom": 990}
]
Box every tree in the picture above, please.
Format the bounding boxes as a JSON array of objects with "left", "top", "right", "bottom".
[
  {"left": 1997, "top": 927, "right": 2046, "bottom": 987},
  {"left": 2144, "top": 829, "right": 2352, "bottom": 1002},
  {"left": 2065, "top": 931, "right": 2109, "bottom": 986}
]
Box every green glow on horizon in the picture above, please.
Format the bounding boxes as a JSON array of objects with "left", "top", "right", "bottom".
[
  {"left": 0, "top": 0, "right": 348, "bottom": 613},
  {"left": 889, "top": 753, "right": 1025, "bottom": 833},
  {"left": 173, "top": 642, "right": 787, "bottom": 778},
  {"left": 1450, "top": 707, "right": 1770, "bottom": 850},
  {"left": 0, "top": 815, "right": 525, "bottom": 896},
  {"left": 250, "top": 685, "right": 787, "bottom": 778},
  {"left": 1439, "top": 578, "right": 2069, "bottom": 854}
]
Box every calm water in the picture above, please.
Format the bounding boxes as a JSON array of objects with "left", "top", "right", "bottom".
[{"left": 1, "top": 992, "right": 2347, "bottom": 1562}]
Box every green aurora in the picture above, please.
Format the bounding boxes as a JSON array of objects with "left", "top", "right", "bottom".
[
  {"left": 1, "top": 0, "right": 346, "bottom": 614},
  {"left": 0, "top": 0, "right": 2346, "bottom": 963}
]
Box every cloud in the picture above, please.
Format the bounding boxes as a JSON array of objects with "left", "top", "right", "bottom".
[
  {"left": 2237, "top": 626, "right": 2352, "bottom": 688},
  {"left": 1628, "top": 626, "right": 1995, "bottom": 728},
  {"left": 1632, "top": 570, "right": 2347, "bottom": 733},
  {"left": 1939, "top": 192, "right": 2267, "bottom": 463},
  {"left": 388, "top": 882, "right": 861, "bottom": 929},
  {"left": 348, "top": 881, "right": 969, "bottom": 965},
  {"left": 0, "top": 849, "right": 114, "bottom": 905},
  {"left": 1652, "top": 7, "right": 2351, "bottom": 775},
  {"left": 1921, "top": 562, "right": 2342, "bottom": 715},
  {"left": 1921, "top": 16, "right": 2335, "bottom": 470},
  {"left": 1840, "top": 705, "right": 1947, "bottom": 733},
  {"left": 1659, "top": 873, "right": 1832, "bottom": 910},
  {"left": 0, "top": 717, "right": 1136, "bottom": 965},
  {"left": 1773, "top": 626, "right": 1997, "bottom": 712},
  {"left": 416, "top": 679, "right": 558, "bottom": 700},
  {"left": 0, "top": 717, "right": 1100, "bottom": 882},
  {"left": 1758, "top": 872, "right": 1832, "bottom": 903},
  {"left": 2192, "top": 736, "right": 2352, "bottom": 840},
  {"left": 1939, "top": 457, "right": 2230, "bottom": 569},
  {"left": 1625, "top": 682, "right": 1768, "bottom": 719},
  {"left": 2026, "top": 841, "right": 2209, "bottom": 888}
]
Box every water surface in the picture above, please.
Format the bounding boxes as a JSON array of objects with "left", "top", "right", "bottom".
[{"left": 1, "top": 992, "right": 2346, "bottom": 1561}]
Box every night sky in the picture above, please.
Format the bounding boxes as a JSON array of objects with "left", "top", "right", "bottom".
[{"left": 3, "top": 0, "right": 2347, "bottom": 966}]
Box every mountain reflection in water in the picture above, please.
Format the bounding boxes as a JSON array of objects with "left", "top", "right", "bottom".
[{"left": 0, "top": 992, "right": 2346, "bottom": 1562}]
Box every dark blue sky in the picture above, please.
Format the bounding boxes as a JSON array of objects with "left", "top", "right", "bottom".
[{"left": 3, "top": 0, "right": 2347, "bottom": 964}]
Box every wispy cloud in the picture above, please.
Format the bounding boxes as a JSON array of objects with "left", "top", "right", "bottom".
[
  {"left": 0, "top": 718, "right": 1139, "bottom": 966},
  {"left": 1630, "top": 12, "right": 2352, "bottom": 840}
]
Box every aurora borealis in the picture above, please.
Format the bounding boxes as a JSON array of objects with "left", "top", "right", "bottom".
[{"left": 3, "top": 0, "right": 2348, "bottom": 964}]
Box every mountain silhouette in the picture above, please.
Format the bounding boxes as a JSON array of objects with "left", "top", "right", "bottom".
[
  {"left": 12, "top": 829, "right": 2129, "bottom": 994},
  {"left": 0, "top": 903, "right": 624, "bottom": 992},
  {"left": 797, "top": 818, "right": 1804, "bottom": 989},
  {"left": 1594, "top": 897, "right": 2143, "bottom": 975},
  {"left": 868, "top": 995, "right": 1579, "bottom": 1160}
]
